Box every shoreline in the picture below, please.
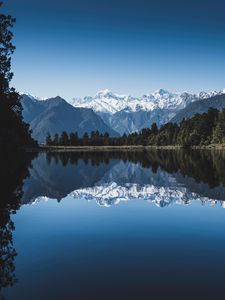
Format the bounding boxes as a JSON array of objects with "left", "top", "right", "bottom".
[{"left": 31, "top": 144, "right": 225, "bottom": 152}]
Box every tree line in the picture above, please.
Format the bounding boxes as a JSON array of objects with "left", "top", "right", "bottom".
[
  {"left": 46, "top": 107, "right": 225, "bottom": 147},
  {"left": 147, "top": 107, "right": 225, "bottom": 147}
]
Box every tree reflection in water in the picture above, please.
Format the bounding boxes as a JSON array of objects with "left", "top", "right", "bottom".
[
  {"left": 0, "top": 150, "right": 36, "bottom": 300},
  {"left": 46, "top": 149, "right": 225, "bottom": 189},
  {"left": 1, "top": 149, "right": 225, "bottom": 299}
]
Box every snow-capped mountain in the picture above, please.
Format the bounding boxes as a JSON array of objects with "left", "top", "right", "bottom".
[
  {"left": 70, "top": 182, "right": 192, "bottom": 207},
  {"left": 21, "top": 88, "right": 225, "bottom": 137},
  {"left": 30, "top": 181, "right": 225, "bottom": 209},
  {"left": 72, "top": 88, "right": 225, "bottom": 114},
  {"left": 70, "top": 182, "right": 224, "bottom": 208},
  {"left": 71, "top": 88, "right": 225, "bottom": 135}
]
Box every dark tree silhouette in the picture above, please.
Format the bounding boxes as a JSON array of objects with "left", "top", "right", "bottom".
[
  {"left": 46, "top": 132, "right": 52, "bottom": 146},
  {"left": 0, "top": 1, "right": 37, "bottom": 149},
  {"left": 59, "top": 131, "right": 69, "bottom": 146},
  {"left": 69, "top": 132, "right": 78, "bottom": 146},
  {"left": 53, "top": 133, "right": 59, "bottom": 146},
  {"left": 0, "top": 150, "right": 36, "bottom": 299}
]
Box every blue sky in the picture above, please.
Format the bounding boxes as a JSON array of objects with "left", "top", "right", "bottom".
[{"left": 4, "top": 0, "right": 225, "bottom": 99}]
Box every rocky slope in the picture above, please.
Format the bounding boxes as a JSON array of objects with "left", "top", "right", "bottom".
[{"left": 21, "top": 95, "right": 119, "bottom": 143}]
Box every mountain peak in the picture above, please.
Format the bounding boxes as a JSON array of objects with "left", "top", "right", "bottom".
[
  {"left": 47, "top": 96, "right": 65, "bottom": 102},
  {"left": 154, "top": 89, "right": 170, "bottom": 96},
  {"left": 21, "top": 94, "right": 119, "bottom": 143},
  {"left": 95, "top": 89, "right": 115, "bottom": 98},
  {"left": 43, "top": 96, "right": 67, "bottom": 107},
  {"left": 21, "top": 93, "right": 42, "bottom": 101},
  {"left": 73, "top": 88, "right": 224, "bottom": 115}
]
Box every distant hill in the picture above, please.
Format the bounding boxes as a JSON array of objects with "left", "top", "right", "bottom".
[
  {"left": 21, "top": 95, "right": 119, "bottom": 143},
  {"left": 171, "top": 94, "right": 225, "bottom": 124}
]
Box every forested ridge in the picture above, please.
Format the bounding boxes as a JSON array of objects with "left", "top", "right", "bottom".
[{"left": 46, "top": 107, "right": 225, "bottom": 147}]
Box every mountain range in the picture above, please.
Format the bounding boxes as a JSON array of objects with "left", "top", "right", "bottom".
[
  {"left": 21, "top": 88, "right": 225, "bottom": 141},
  {"left": 72, "top": 88, "right": 225, "bottom": 134},
  {"left": 72, "top": 89, "right": 224, "bottom": 114},
  {"left": 21, "top": 95, "right": 118, "bottom": 143}
]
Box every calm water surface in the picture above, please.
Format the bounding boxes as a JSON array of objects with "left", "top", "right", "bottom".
[{"left": 1, "top": 150, "right": 225, "bottom": 300}]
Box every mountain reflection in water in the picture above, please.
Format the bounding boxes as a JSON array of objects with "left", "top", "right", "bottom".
[
  {"left": 1, "top": 149, "right": 225, "bottom": 300},
  {"left": 23, "top": 150, "right": 225, "bottom": 207}
]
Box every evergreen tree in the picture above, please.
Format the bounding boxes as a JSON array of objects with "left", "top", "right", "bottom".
[
  {"left": 82, "top": 132, "right": 89, "bottom": 146},
  {"left": 53, "top": 133, "right": 59, "bottom": 146},
  {"left": 90, "top": 131, "right": 96, "bottom": 145},
  {"left": 44, "top": 107, "right": 225, "bottom": 148},
  {"left": 0, "top": 2, "right": 36, "bottom": 149},
  {"left": 151, "top": 123, "right": 158, "bottom": 135},
  {"left": 46, "top": 132, "right": 52, "bottom": 145},
  {"left": 103, "top": 132, "right": 109, "bottom": 146},
  {"left": 213, "top": 109, "right": 225, "bottom": 144},
  {"left": 70, "top": 132, "right": 78, "bottom": 146},
  {"left": 59, "top": 131, "right": 69, "bottom": 146}
]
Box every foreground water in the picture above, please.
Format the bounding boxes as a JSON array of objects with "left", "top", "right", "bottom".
[{"left": 1, "top": 150, "right": 225, "bottom": 299}]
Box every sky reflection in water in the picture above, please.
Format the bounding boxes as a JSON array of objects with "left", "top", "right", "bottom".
[{"left": 2, "top": 150, "right": 225, "bottom": 300}]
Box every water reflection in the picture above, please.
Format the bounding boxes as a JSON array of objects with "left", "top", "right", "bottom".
[
  {"left": 0, "top": 150, "right": 35, "bottom": 299},
  {"left": 23, "top": 150, "right": 225, "bottom": 207},
  {"left": 1, "top": 149, "right": 225, "bottom": 299}
]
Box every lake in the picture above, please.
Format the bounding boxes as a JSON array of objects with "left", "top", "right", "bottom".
[{"left": 1, "top": 149, "right": 225, "bottom": 300}]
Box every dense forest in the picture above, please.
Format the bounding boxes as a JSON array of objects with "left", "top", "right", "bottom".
[
  {"left": 0, "top": 2, "right": 36, "bottom": 150},
  {"left": 46, "top": 107, "right": 225, "bottom": 147}
]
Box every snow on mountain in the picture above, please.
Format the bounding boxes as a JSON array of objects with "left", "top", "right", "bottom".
[
  {"left": 72, "top": 89, "right": 138, "bottom": 114},
  {"left": 71, "top": 88, "right": 225, "bottom": 115},
  {"left": 70, "top": 182, "right": 193, "bottom": 207},
  {"left": 28, "top": 182, "right": 224, "bottom": 208},
  {"left": 31, "top": 181, "right": 221, "bottom": 209},
  {"left": 21, "top": 88, "right": 225, "bottom": 137},
  {"left": 71, "top": 88, "right": 225, "bottom": 135},
  {"left": 22, "top": 155, "right": 225, "bottom": 208}
]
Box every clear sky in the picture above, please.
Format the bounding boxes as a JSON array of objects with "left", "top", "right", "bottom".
[{"left": 3, "top": 0, "right": 225, "bottom": 100}]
